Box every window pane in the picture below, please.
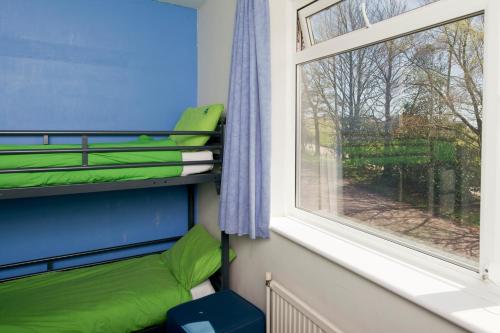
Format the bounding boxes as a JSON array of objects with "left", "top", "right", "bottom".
[
  {"left": 300, "top": 0, "right": 439, "bottom": 47},
  {"left": 296, "top": 15, "right": 483, "bottom": 267}
]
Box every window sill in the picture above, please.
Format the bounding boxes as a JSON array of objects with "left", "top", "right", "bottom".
[{"left": 270, "top": 216, "right": 500, "bottom": 333}]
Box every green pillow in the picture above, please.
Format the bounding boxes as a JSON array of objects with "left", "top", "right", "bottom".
[
  {"left": 170, "top": 104, "right": 224, "bottom": 146},
  {"left": 161, "top": 224, "right": 236, "bottom": 290}
]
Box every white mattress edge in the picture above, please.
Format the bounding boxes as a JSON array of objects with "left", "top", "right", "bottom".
[{"left": 181, "top": 150, "right": 214, "bottom": 176}]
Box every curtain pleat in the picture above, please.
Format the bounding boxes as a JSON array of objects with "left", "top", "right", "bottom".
[{"left": 219, "top": 0, "right": 271, "bottom": 239}]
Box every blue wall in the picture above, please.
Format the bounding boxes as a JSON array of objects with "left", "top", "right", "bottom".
[{"left": 0, "top": 0, "right": 198, "bottom": 278}]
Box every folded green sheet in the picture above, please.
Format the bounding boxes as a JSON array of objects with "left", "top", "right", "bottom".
[
  {"left": 0, "top": 254, "right": 191, "bottom": 333},
  {"left": 0, "top": 136, "right": 182, "bottom": 189}
]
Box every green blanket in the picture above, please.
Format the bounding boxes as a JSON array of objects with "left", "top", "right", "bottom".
[
  {"left": 0, "top": 254, "right": 191, "bottom": 333},
  {"left": 0, "top": 136, "right": 182, "bottom": 189}
]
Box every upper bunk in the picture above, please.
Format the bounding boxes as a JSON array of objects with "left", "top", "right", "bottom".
[{"left": 0, "top": 104, "right": 225, "bottom": 200}]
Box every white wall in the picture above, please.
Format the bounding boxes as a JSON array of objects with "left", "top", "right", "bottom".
[
  {"left": 197, "top": 0, "right": 467, "bottom": 332},
  {"left": 198, "top": 0, "right": 234, "bottom": 108},
  {"left": 197, "top": 0, "right": 235, "bottom": 238}
]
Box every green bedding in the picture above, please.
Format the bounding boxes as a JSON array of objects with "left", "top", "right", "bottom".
[
  {"left": 170, "top": 104, "right": 223, "bottom": 146},
  {"left": 0, "top": 254, "right": 191, "bottom": 333},
  {"left": 0, "top": 136, "right": 183, "bottom": 189},
  {"left": 0, "top": 103, "right": 224, "bottom": 189}
]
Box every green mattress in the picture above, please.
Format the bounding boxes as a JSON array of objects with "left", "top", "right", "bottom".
[
  {"left": 0, "top": 136, "right": 183, "bottom": 189},
  {"left": 0, "top": 254, "right": 191, "bottom": 333}
]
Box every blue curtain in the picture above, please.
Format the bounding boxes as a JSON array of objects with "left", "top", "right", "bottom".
[{"left": 219, "top": 0, "right": 271, "bottom": 239}]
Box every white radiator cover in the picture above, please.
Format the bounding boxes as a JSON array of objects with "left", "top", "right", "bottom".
[{"left": 266, "top": 273, "right": 343, "bottom": 333}]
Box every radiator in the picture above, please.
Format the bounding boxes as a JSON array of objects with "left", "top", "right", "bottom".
[{"left": 266, "top": 273, "right": 343, "bottom": 333}]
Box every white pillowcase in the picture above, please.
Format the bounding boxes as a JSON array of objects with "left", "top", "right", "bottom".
[{"left": 190, "top": 280, "right": 216, "bottom": 300}]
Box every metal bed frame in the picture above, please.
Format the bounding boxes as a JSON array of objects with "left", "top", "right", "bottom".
[{"left": 0, "top": 121, "right": 230, "bottom": 333}]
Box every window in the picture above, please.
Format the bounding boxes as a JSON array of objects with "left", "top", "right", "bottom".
[
  {"left": 298, "top": 0, "right": 439, "bottom": 50},
  {"left": 295, "top": 0, "right": 489, "bottom": 270}
]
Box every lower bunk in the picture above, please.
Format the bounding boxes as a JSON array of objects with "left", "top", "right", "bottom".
[{"left": 0, "top": 225, "right": 234, "bottom": 333}]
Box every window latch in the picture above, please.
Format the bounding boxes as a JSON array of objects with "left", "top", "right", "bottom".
[{"left": 360, "top": 2, "right": 372, "bottom": 28}]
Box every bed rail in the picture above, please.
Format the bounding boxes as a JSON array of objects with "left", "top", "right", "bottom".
[
  {"left": 0, "top": 123, "right": 224, "bottom": 199},
  {"left": 0, "top": 145, "right": 222, "bottom": 155},
  {"left": 0, "top": 160, "right": 222, "bottom": 175},
  {"left": 0, "top": 130, "right": 221, "bottom": 135},
  {"left": 0, "top": 236, "right": 182, "bottom": 283},
  {"left": 0, "top": 130, "right": 221, "bottom": 171}
]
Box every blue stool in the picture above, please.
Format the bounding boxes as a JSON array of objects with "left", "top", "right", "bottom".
[{"left": 166, "top": 290, "right": 265, "bottom": 333}]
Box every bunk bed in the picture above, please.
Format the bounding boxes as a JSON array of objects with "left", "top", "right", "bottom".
[{"left": 0, "top": 105, "right": 231, "bottom": 333}]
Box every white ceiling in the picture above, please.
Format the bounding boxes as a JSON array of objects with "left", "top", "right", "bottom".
[{"left": 157, "top": 0, "right": 206, "bottom": 9}]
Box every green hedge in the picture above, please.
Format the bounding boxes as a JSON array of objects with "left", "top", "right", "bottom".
[{"left": 343, "top": 139, "right": 456, "bottom": 167}]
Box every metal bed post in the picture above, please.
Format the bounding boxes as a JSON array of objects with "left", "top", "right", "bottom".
[
  {"left": 47, "top": 261, "right": 54, "bottom": 272},
  {"left": 81, "top": 135, "right": 89, "bottom": 166},
  {"left": 218, "top": 117, "right": 230, "bottom": 290},
  {"left": 215, "top": 116, "right": 225, "bottom": 195},
  {"left": 221, "top": 231, "right": 230, "bottom": 290},
  {"left": 187, "top": 184, "right": 195, "bottom": 230}
]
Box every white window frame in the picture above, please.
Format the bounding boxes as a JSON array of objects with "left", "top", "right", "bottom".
[
  {"left": 297, "top": 0, "right": 343, "bottom": 48},
  {"left": 280, "top": 0, "right": 500, "bottom": 286}
]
